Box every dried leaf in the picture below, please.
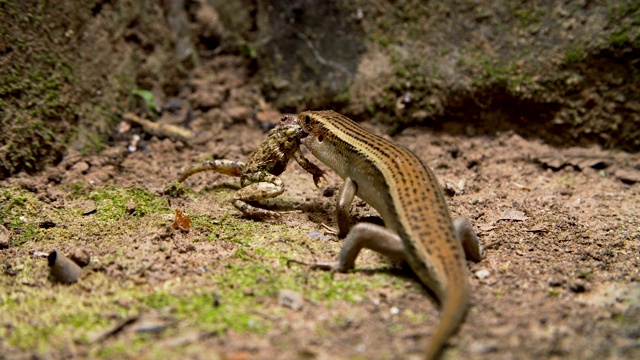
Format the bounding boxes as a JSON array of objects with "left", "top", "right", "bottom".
[
  {"left": 512, "top": 182, "right": 532, "bottom": 191},
  {"left": 499, "top": 209, "right": 529, "bottom": 221},
  {"left": 478, "top": 224, "right": 498, "bottom": 232},
  {"left": 122, "top": 112, "right": 193, "bottom": 142},
  {"left": 536, "top": 148, "right": 611, "bottom": 171},
  {"left": 172, "top": 209, "right": 191, "bottom": 232}
]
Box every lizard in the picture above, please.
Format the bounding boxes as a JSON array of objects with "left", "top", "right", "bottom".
[
  {"left": 292, "top": 110, "right": 482, "bottom": 360},
  {"left": 165, "top": 115, "right": 324, "bottom": 218}
]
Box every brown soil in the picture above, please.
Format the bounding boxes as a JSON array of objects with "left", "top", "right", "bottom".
[
  {"left": 2, "top": 2, "right": 640, "bottom": 359},
  {"left": 1, "top": 52, "right": 639, "bottom": 360}
]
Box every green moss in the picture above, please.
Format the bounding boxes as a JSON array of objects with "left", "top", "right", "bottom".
[
  {"left": 140, "top": 264, "right": 275, "bottom": 335},
  {"left": 0, "top": 188, "right": 43, "bottom": 245},
  {"left": 563, "top": 47, "right": 588, "bottom": 65},
  {"left": 86, "top": 186, "right": 171, "bottom": 220},
  {"left": 0, "top": 177, "right": 457, "bottom": 358},
  {"left": 63, "top": 181, "right": 93, "bottom": 198},
  {"left": 506, "top": 3, "right": 544, "bottom": 26},
  {"left": 163, "top": 181, "right": 186, "bottom": 197},
  {"left": 1, "top": 274, "right": 122, "bottom": 353},
  {"left": 608, "top": 1, "right": 640, "bottom": 20},
  {"left": 608, "top": 28, "right": 631, "bottom": 48},
  {"left": 95, "top": 343, "right": 130, "bottom": 359},
  {"left": 481, "top": 61, "right": 510, "bottom": 83},
  {"left": 369, "top": 33, "right": 393, "bottom": 47},
  {"left": 514, "top": 9, "right": 544, "bottom": 25}
]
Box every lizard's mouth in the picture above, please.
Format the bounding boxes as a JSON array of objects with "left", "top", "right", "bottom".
[
  {"left": 297, "top": 127, "right": 310, "bottom": 139},
  {"left": 300, "top": 135, "right": 311, "bottom": 147}
]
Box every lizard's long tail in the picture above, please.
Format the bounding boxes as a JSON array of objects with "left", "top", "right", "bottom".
[{"left": 424, "top": 276, "right": 469, "bottom": 360}]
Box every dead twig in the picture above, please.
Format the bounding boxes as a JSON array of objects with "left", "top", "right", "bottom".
[{"left": 122, "top": 113, "right": 193, "bottom": 143}]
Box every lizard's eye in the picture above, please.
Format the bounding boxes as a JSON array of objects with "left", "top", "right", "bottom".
[
  {"left": 317, "top": 134, "right": 324, "bottom": 143},
  {"left": 305, "top": 115, "right": 311, "bottom": 125}
]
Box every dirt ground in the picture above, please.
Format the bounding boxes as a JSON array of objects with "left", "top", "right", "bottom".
[{"left": 1, "top": 52, "right": 640, "bottom": 360}]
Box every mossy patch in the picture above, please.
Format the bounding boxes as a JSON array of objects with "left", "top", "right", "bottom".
[
  {"left": 84, "top": 186, "right": 172, "bottom": 221},
  {"left": 0, "top": 178, "right": 410, "bottom": 358}
]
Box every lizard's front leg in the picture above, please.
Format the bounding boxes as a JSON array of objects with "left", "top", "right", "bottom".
[
  {"left": 320, "top": 178, "right": 358, "bottom": 238},
  {"left": 453, "top": 217, "right": 483, "bottom": 262},
  {"left": 232, "top": 171, "right": 287, "bottom": 218},
  {"left": 301, "top": 222, "right": 407, "bottom": 272}
]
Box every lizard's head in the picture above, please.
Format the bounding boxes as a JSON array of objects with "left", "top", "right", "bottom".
[
  {"left": 297, "top": 111, "right": 324, "bottom": 136},
  {"left": 297, "top": 110, "right": 337, "bottom": 143}
]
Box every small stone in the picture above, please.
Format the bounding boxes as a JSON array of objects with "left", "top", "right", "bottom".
[
  {"left": 126, "top": 200, "right": 137, "bottom": 215},
  {"left": 615, "top": 168, "right": 640, "bottom": 184},
  {"left": 475, "top": 269, "right": 491, "bottom": 279},
  {"left": 78, "top": 199, "right": 97, "bottom": 216},
  {"left": 569, "top": 280, "right": 588, "bottom": 293},
  {"left": 39, "top": 220, "right": 57, "bottom": 229},
  {"left": 0, "top": 225, "right": 10, "bottom": 249},
  {"left": 469, "top": 341, "right": 499, "bottom": 354},
  {"left": 70, "top": 161, "right": 90, "bottom": 174},
  {"left": 499, "top": 209, "right": 528, "bottom": 221},
  {"left": 70, "top": 247, "right": 91, "bottom": 267},
  {"left": 278, "top": 289, "right": 303, "bottom": 311},
  {"left": 47, "top": 170, "right": 63, "bottom": 184},
  {"left": 322, "top": 185, "right": 336, "bottom": 197}
]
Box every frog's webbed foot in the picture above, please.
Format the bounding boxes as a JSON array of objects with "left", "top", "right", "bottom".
[
  {"left": 233, "top": 172, "right": 298, "bottom": 218},
  {"left": 232, "top": 199, "right": 283, "bottom": 219}
]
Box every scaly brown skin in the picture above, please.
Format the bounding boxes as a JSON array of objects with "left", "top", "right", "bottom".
[
  {"left": 292, "top": 110, "right": 482, "bottom": 360},
  {"left": 166, "top": 115, "right": 324, "bottom": 218}
]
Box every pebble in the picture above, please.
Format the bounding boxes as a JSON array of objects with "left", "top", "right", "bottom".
[
  {"left": 278, "top": 289, "right": 304, "bottom": 311},
  {"left": 70, "top": 247, "right": 91, "bottom": 267},
  {"left": 475, "top": 269, "right": 491, "bottom": 279}
]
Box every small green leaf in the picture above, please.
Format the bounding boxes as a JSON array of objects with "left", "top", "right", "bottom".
[
  {"left": 132, "top": 89, "right": 159, "bottom": 115},
  {"left": 240, "top": 43, "right": 256, "bottom": 59}
]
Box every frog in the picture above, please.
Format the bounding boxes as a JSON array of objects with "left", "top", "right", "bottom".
[{"left": 165, "top": 115, "right": 324, "bottom": 218}]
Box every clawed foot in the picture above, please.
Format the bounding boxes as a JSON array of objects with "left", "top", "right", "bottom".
[
  {"left": 312, "top": 173, "right": 327, "bottom": 188},
  {"left": 287, "top": 258, "right": 340, "bottom": 271}
]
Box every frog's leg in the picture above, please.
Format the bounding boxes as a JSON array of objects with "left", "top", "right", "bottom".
[
  {"left": 292, "top": 150, "right": 325, "bottom": 187},
  {"left": 232, "top": 172, "right": 289, "bottom": 218},
  {"left": 176, "top": 160, "right": 245, "bottom": 183}
]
